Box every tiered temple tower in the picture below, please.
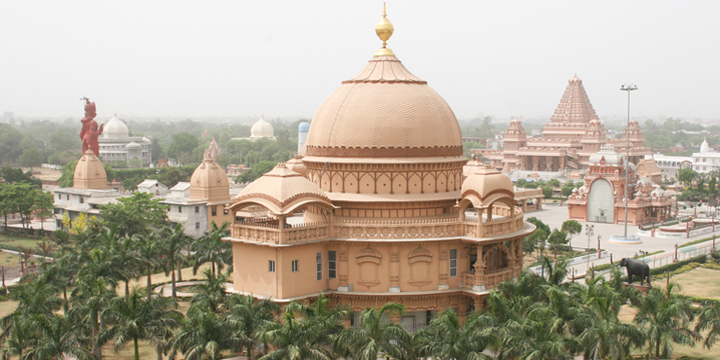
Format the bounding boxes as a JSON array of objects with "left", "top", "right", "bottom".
[{"left": 224, "top": 6, "right": 535, "bottom": 326}]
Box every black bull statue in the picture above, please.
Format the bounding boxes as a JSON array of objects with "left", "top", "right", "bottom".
[{"left": 618, "top": 258, "right": 651, "bottom": 285}]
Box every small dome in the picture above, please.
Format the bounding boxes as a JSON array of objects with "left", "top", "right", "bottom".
[
  {"left": 126, "top": 142, "right": 141, "bottom": 149},
  {"left": 102, "top": 115, "right": 129, "bottom": 138},
  {"left": 700, "top": 138, "right": 710, "bottom": 153},
  {"left": 250, "top": 115, "right": 275, "bottom": 139},
  {"left": 190, "top": 152, "right": 230, "bottom": 202},
  {"left": 589, "top": 144, "right": 624, "bottom": 166},
  {"left": 285, "top": 155, "right": 307, "bottom": 177},
  {"left": 637, "top": 176, "right": 654, "bottom": 187},
  {"left": 650, "top": 187, "right": 665, "bottom": 197},
  {"left": 73, "top": 150, "right": 108, "bottom": 190},
  {"left": 298, "top": 121, "right": 311, "bottom": 132},
  {"left": 141, "top": 136, "right": 152, "bottom": 143},
  {"left": 230, "top": 163, "right": 332, "bottom": 216},
  {"left": 461, "top": 165, "right": 515, "bottom": 209}
]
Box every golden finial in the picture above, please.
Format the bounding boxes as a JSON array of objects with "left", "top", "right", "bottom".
[{"left": 374, "top": 3, "right": 395, "bottom": 56}]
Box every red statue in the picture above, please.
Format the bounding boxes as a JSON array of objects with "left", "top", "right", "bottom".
[{"left": 79, "top": 97, "right": 104, "bottom": 156}]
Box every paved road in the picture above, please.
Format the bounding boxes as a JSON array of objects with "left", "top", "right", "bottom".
[{"left": 529, "top": 203, "right": 717, "bottom": 276}]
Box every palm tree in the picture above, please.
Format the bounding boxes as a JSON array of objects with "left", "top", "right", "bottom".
[
  {"left": 168, "top": 309, "right": 238, "bottom": 360},
  {"left": 497, "top": 304, "right": 575, "bottom": 360},
  {"left": 257, "top": 302, "right": 333, "bottom": 360},
  {"left": 192, "top": 221, "right": 231, "bottom": 276},
  {"left": 634, "top": 282, "right": 701, "bottom": 359},
  {"left": 696, "top": 299, "right": 720, "bottom": 350},
  {"left": 226, "top": 294, "right": 279, "bottom": 360},
  {"left": 20, "top": 314, "right": 93, "bottom": 360},
  {"left": 100, "top": 289, "right": 183, "bottom": 360},
  {"left": 161, "top": 224, "right": 192, "bottom": 299},
  {"left": 0, "top": 313, "right": 38, "bottom": 360},
  {"left": 134, "top": 231, "right": 163, "bottom": 297},
  {"left": 189, "top": 269, "right": 228, "bottom": 315},
  {"left": 573, "top": 275, "right": 644, "bottom": 359},
  {"left": 415, "top": 308, "right": 494, "bottom": 360},
  {"left": 334, "top": 303, "right": 413, "bottom": 360}
]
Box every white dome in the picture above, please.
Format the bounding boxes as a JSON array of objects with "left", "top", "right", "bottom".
[
  {"left": 250, "top": 115, "right": 274, "bottom": 139},
  {"left": 650, "top": 187, "right": 665, "bottom": 197},
  {"left": 589, "top": 145, "right": 624, "bottom": 166},
  {"left": 102, "top": 115, "right": 129, "bottom": 138},
  {"left": 700, "top": 138, "right": 710, "bottom": 153},
  {"left": 127, "top": 141, "right": 141, "bottom": 149}
]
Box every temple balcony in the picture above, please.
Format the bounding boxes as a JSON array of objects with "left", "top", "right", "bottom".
[{"left": 230, "top": 218, "right": 330, "bottom": 245}]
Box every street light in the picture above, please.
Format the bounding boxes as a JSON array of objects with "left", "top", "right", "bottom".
[
  {"left": 620, "top": 83, "right": 638, "bottom": 239},
  {"left": 585, "top": 224, "right": 594, "bottom": 271},
  {"left": 597, "top": 234, "right": 602, "bottom": 255}
]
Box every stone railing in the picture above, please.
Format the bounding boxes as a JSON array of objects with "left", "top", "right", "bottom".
[
  {"left": 333, "top": 217, "right": 459, "bottom": 239},
  {"left": 462, "top": 209, "right": 525, "bottom": 238},
  {"left": 231, "top": 221, "right": 329, "bottom": 245},
  {"left": 462, "top": 272, "right": 476, "bottom": 289},
  {"left": 483, "top": 268, "right": 514, "bottom": 289}
]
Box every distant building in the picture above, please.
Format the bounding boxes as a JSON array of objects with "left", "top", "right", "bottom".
[
  {"left": 232, "top": 115, "right": 276, "bottom": 142},
  {"left": 98, "top": 115, "right": 153, "bottom": 165},
  {"left": 298, "top": 121, "right": 310, "bottom": 153},
  {"left": 137, "top": 179, "right": 168, "bottom": 196},
  {"left": 568, "top": 145, "right": 674, "bottom": 225},
  {"left": 692, "top": 138, "right": 720, "bottom": 174},
  {"left": 480, "top": 76, "right": 652, "bottom": 172},
  {"left": 2, "top": 112, "right": 13, "bottom": 123},
  {"left": 650, "top": 154, "right": 693, "bottom": 179}
]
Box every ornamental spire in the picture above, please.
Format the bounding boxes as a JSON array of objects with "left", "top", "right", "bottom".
[{"left": 375, "top": 3, "right": 395, "bottom": 56}]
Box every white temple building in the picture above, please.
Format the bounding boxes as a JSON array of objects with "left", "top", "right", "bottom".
[
  {"left": 98, "top": 115, "right": 153, "bottom": 165},
  {"left": 231, "top": 115, "right": 276, "bottom": 141}
]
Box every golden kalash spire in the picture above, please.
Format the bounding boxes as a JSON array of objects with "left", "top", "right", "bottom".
[{"left": 375, "top": 3, "right": 395, "bottom": 56}]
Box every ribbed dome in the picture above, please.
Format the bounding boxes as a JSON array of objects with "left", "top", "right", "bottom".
[
  {"left": 304, "top": 54, "right": 463, "bottom": 158},
  {"left": 589, "top": 145, "right": 624, "bottom": 166},
  {"left": 190, "top": 152, "right": 230, "bottom": 202},
  {"left": 102, "top": 115, "right": 129, "bottom": 138},
  {"left": 461, "top": 166, "right": 514, "bottom": 200},
  {"left": 250, "top": 115, "right": 275, "bottom": 139},
  {"left": 74, "top": 150, "right": 108, "bottom": 190},
  {"left": 126, "top": 141, "right": 141, "bottom": 149}
]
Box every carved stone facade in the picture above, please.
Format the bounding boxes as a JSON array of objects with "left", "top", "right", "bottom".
[
  {"left": 479, "top": 76, "right": 652, "bottom": 173},
  {"left": 224, "top": 11, "right": 535, "bottom": 323}
]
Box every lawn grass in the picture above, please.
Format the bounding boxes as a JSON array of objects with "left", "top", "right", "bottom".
[{"left": 0, "top": 234, "right": 44, "bottom": 250}]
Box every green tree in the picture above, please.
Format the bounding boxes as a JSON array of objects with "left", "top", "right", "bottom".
[
  {"left": 547, "top": 178, "right": 561, "bottom": 188},
  {"left": 20, "top": 314, "right": 93, "bottom": 360},
  {"left": 99, "top": 192, "right": 169, "bottom": 237},
  {"left": 188, "top": 269, "right": 228, "bottom": 315},
  {"left": 169, "top": 310, "right": 238, "bottom": 360},
  {"left": 34, "top": 190, "right": 55, "bottom": 231},
  {"left": 678, "top": 167, "right": 698, "bottom": 187},
  {"left": 134, "top": 232, "right": 164, "bottom": 297},
  {"left": 334, "top": 303, "right": 413, "bottom": 360},
  {"left": 192, "top": 221, "right": 232, "bottom": 276},
  {"left": 113, "top": 159, "right": 129, "bottom": 169},
  {"left": 226, "top": 294, "right": 280, "bottom": 360},
  {"left": 561, "top": 220, "right": 582, "bottom": 249},
  {"left": 541, "top": 185, "right": 553, "bottom": 200},
  {"left": 415, "top": 309, "right": 494, "bottom": 360},
  {"left": 100, "top": 290, "right": 182, "bottom": 360},
  {"left": 161, "top": 224, "right": 192, "bottom": 299},
  {"left": 19, "top": 148, "right": 44, "bottom": 169},
  {"left": 547, "top": 228, "right": 568, "bottom": 261},
  {"left": 129, "top": 158, "right": 143, "bottom": 169},
  {"left": 696, "top": 299, "right": 720, "bottom": 350},
  {"left": 167, "top": 132, "right": 199, "bottom": 165},
  {"left": 257, "top": 302, "right": 334, "bottom": 360},
  {"left": 634, "top": 283, "right": 701, "bottom": 359}
]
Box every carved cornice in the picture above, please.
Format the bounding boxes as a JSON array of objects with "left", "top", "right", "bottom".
[{"left": 305, "top": 145, "right": 463, "bottom": 158}]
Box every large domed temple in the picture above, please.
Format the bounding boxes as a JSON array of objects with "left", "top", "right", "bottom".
[{"left": 224, "top": 6, "right": 535, "bottom": 326}]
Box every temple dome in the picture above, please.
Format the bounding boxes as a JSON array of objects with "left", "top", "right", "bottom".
[
  {"left": 285, "top": 155, "right": 307, "bottom": 177},
  {"left": 589, "top": 145, "right": 624, "bottom": 166},
  {"left": 230, "top": 163, "right": 333, "bottom": 216},
  {"left": 73, "top": 150, "right": 108, "bottom": 190},
  {"left": 102, "top": 115, "right": 129, "bottom": 138},
  {"left": 460, "top": 165, "right": 515, "bottom": 208},
  {"left": 303, "top": 54, "right": 463, "bottom": 158},
  {"left": 250, "top": 115, "right": 275, "bottom": 139},
  {"left": 190, "top": 151, "right": 230, "bottom": 202},
  {"left": 126, "top": 141, "right": 141, "bottom": 149},
  {"left": 700, "top": 138, "right": 710, "bottom": 153}
]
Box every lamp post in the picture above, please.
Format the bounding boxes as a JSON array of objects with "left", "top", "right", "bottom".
[
  {"left": 585, "top": 224, "right": 594, "bottom": 271},
  {"left": 620, "top": 83, "right": 638, "bottom": 239},
  {"left": 597, "top": 235, "right": 602, "bottom": 255}
]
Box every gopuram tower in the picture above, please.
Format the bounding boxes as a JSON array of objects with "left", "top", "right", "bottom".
[{"left": 225, "top": 6, "right": 535, "bottom": 326}]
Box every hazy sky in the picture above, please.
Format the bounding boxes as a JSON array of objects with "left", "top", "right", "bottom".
[{"left": 1, "top": 1, "right": 719, "bottom": 121}]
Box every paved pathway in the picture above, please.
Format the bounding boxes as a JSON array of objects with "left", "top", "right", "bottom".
[{"left": 529, "top": 203, "right": 718, "bottom": 277}]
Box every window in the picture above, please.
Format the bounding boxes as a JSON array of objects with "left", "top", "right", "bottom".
[
  {"left": 195, "top": 206, "right": 200, "bottom": 213},
  {"left": 211, "top": 205, "right": 217, "bottom": 216},
  {"left": 328, "top": 251, "right": 337, "bottom": 279},
  {"left": 58, "top": 194, "right": 61, "bottom": 200},
  {"left": 223, "top": 207, "right": 229, "bottom": 215},
  {"left": 449, "top": 249, "right": 458, "bottom": 277},
  {"left": 79, "top": 197, "right": 84, "bottom": 204},
  {"left": 195, "top": 222, "right": 200, "bottom": 230},
  {"left": 178, "top": 206, "right": 182, "bottom": 213},
  {"left": 269, "top": 260, "right": 275, "bottom": 273},
  {"left": 316, "top": 252, "right": 322, "bottom": 280},
  {"left": 292, "top": 260, "right": 299, "bottom": 272},
  {"left": 66, "top": 195, "right": 69, "bottom": 200}
]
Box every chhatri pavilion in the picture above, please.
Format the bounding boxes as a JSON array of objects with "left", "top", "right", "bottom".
[
  {"left": 223, "top": 7, "right": 535, "bottom": 327},
  {"left": 481, "top": 76, "right": 653, "bottom": 173}
]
